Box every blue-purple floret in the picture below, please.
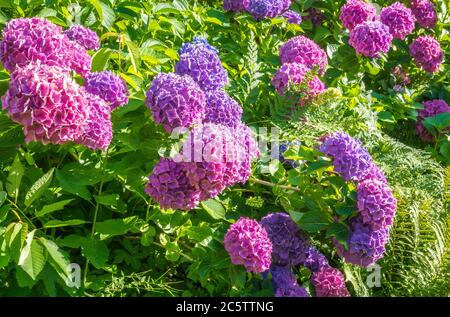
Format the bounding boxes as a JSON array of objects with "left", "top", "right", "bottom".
[{"left": 270, "top": 265, "right": 309, "bottom": 297}]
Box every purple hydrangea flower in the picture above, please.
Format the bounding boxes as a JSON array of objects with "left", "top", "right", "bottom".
[
  {"left": 304, "top": 247, "right": 330, "bottom": 272},
  {"left": 145, "top": 72, "right": 206, "bottom": 133},
  {"left": 178, "top": 36, "right": 218, "bottom": 55},
  {"left": 0, "top": 17, "right": 91, "bottom": 75},
  {"left": 308, "top": 8, "right": 326, "bottom": 27},
  {"left": 311, "top": 267, "right": 350, "bottom": 297},
  {"left": 75, "top": 92, "right": 112, "bottom": 151},
  {"left": 224, "top": 0, "right": 248, "bottom": 11},
  {"left": 349, "top": 21, "right": 393, "bottom": 58},
  {"left": 1, "top": 62, "right": 89, "bottom": 145},
  {"left": 282, "top": 10, "right": 302, "bottom": 24},
  {"left": 416, "top": 99, "right": 450, "bottom": 141},
  {"left": 145, "top": 158, "right": 201, "bottom": 210},
  {"left": 339, "top": 0, "right": 377, "bottom": 31},
  {"left": 357, "top": 178, "right": 397, "bottom": 230},
  {"left": 270, "top": 266, "right": 309, "bottom": 297},
  {"left": 333, "top": 215, "right": 389, "bottom": 267},
  {"left": 409, "top": 35, "right": 443, "bottom": 73},
  {"left": 260, "top": 212, "right": 309, "bottom": 267},
  {"left": 380, "top": 2, "right": 415, "bottom": 40},
  {"left": 279, "top": 36, "right": 328, "bottom": 75},
  {"left": 224, "top": 217, "right": 273, "bottom": 273},
  {"left": 319, "top": 132, "right": 374, "bottom": 182},
  {"left": 306, "top": 76, "right": 326, "bottom": 98},
  {"left": 246, "top": 0, "right": 291, "bottom": 20},
  {"left": 411, "top": 0, "right": 437, "bottom": 28},
  {"left": 203, "top": 90, "right": 243, "bottom": 128},
  {"left": 175, "top": 41, "right": 228, "bottom": 91},
  {"left": 84, "top": 71, "right": 129, "bottom": 110},
  {"left": 64, "top": 24, "right": 100, "bottom": 51},
  {"left": 361, "top": 162, "right": 388, "bottom": 184}
]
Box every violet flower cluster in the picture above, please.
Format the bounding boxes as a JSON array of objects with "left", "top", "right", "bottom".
[
  {"left": 409, "top": 35, "right": 443, "bottom": 73},
  {"left": 339, "top": 0, "right": 377, "bottom": 31},
  {"left": 270, "top": 265, "right": 309, "bottom": 297},
  {"left": 320, "top": 132, "right": 397, "bottom": 267},
  {"left": 224, "top": 217, "right": 272, "bottom": 273},
  {"left": 145, "top": 38, "right": 258, "bottom": 211},
  {"left": 84, "top": 71, "right": 129, "bottom": 110},
  {"left": 411, "top": 0, "right": 437, "bottom": 28},
  {"left": 0, "top": 18, "right": 127, "bottom": 151},
  {"left": 349, "top": 21, "right": 393, "bottom": 58},
  {"left": 415, "top": 99, "right": 450, "bottom": 141},
  {"left": 380, "top": 2, "right": 416, "bottom": 40},
  {"left": 273, "top": 36, "right": 327, "bottom": 105}
]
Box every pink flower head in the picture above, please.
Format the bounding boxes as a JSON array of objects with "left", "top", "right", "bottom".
[
  {"left": 349, "top": 21, "right": 393, "bottom": 58},
  {"left": 224, "top": 217, "right": 272, "bottom": 273},
  {"left": 1, "top": 62, "right": 88, "bottom": 145},
  {"left": 411, "top": 0, "right": 437, "bottom": 28},
  {"left": 64, "top": 24, "right": 100, "bottom": 51},
  {"left": 409, "top": 35, "right": 443, "bottom": 73},
  {"left": 380, "top": 2, "right": 415, "bottom": 39},
  {"left": 279, "top": 36, "right": 328, "bottom": 75},
  {"left": 339, "top": 0, "right": 377, "bottom": 31},
  {"left": 84, "top": 71, "right": 129, "bottom": 110},
  {"left": 311, "top": 267, "right": 350, "bottom": 297}
]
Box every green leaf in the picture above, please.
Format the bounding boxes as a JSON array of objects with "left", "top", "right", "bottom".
[
  {"left": 298, "top": 210, "right": 332, "bottom": 232},
  {"left": 335, "top": 205, "right": 355, "bottom": 216},
  {"left": 201, "top": 199, "right": 226, "bottom": 220},
  {"left": 24, "top": 168, "right": 54, "bottom": 207},
  {"left": 0, "top": 191, "right": 6, "bottom": 207},
  {"left": 100, "top": 1, "right": 115, "bottom": 29},
  {"left": 91, "top": 48, "right": 112, "bottom": 71},
  {"left": 40, "top": 238, "right": 70, "bottom": 280},
  {"left": 378, "top": 111, "right": 396, "bottom": 123},
  {"left": 126, "top": 39, "right": 141, "bottom": 73},
  {"left": 165, "top": 241, "right": 180, "bottom": 262},
  {"left": 185, "top": 225, "right": 213, "bottom": 242},
  {"left": 423, "top": 112, "right": 450, "bottom": 132},
  {"left": 326, "top": 222, "right": 349, "bottom": 248},
  {"left": 18, "top": 230, "right": 46, "bottom": 280},
  {"left": 440, "top": 140, "right": 450, "bottom": 161},
  {"left": 94, "top": 194, "right": 119, "bottom": 207},
  {"left": 43, "top": 219, "right": 87, "bottom": 228},
  {"left": 95, "top": 216, "right": 138, "bottom": 238},
  {"left": 80, "top": 238, "right": 109, "bottom": 269},
  {"left": 6, "top": 155, "right": 24, "bottom": 199},
  {"left": 56, "top": 169, "right": 92, "bottom": 201},
  {"left": 0, "top": 205, "right": 9, "bottom": 224},
  {"left": 88, "top": 0, "right": 103, "bottom": 22},
  {"left": 5, "top": 222, "right": 27, "bottom": 263},
  {"left": 35, "top": 199, "right": 74, "bottom": 218}
]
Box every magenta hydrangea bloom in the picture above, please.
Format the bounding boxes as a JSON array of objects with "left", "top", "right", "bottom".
[
  {"left": 178, "top": 37, "right": 218, "bottom": 55},
  {"left": 145, "top": 158, "right": 201, "bottom": 211},
  {"left": 175, "top": 41, "right": 228, "bottom": 91},
  {"left": 64, "top": 24, "right": 100, "bottom": 51},
  {"left": 349, "top": 21, "right": 393, "bottom": 58},
  {"left": 319, "top": 132, "right": 374, "bottom": 182},
  {"left": 75, "top": 93, "right": 112, "bottom": 151},
  {"left": 357, "top": 178, "right": 397, "bottom": 230},
  {"left": 224, "top": 217, "right": 272, "bottom": 273},
  {"left": 145, "top": 73, "right": 206, "bottom": 133},
  {"left": 380, "top": 2, "right": 415, "bottom": 40},
  {"left": 361, "top": 162, "right": 388, "bottom": 184},
  {"left": 245, "top": 0, "right": 291, "bottom": 20},
  {"left": 334, "top": 216, "right": 389, "bottom": 267},
  {"left": 0, "top": 17, "right": 91, "bottom": 75},
  {"left": 224, "top": 0, "right": 247, "bottom": 11},
  {"left": 279, "top": 35, "right": 328, "bottom": 75},
  {"left": 272, "top": 62, "right": 308, "bottom": 95},
  {"left": 270, "top": 266, "right": 309, "bottom": 297},
  {"left": 203, "top": 90, "right": 243, "bottom": 128},
  {"left": 260, "top": 212, "right": 309, "bottom": 267},
  {"left": 84, "top": 71, "right": 129, "bottom": 110},
  {"left": 416, "top": 99, "right": 450, "bottom": 141},
  {"left": 311, "top": 267, "right": 350, "bottom": 297},
  {"left": 282, "top": 10, "right": 302, "bottom": 24},
  {"left": 411, "top": 0, "right": 437, "bottom": 28},
  {"left": 339, "top": 0, "right": 377, "bottom": 31},
  {"left": 306, "top": 76, "right": 326, "bottom": 98},
  {"left": 304, "top": 247, "right": 330, "bottom": 272},
  {"left": 1, "top": 62, "right": 88, "bottom": 145},
  {"left": 409, "top": 35, "right": 443, "bottom": 73}
]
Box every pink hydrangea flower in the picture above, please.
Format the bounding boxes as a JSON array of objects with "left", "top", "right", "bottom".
[
  {"left": 380, "top": 2, "right": 415, "bottom": 39},
  {"left": 409, "top": 35, "right": 443, "bottom": 73},
  {"left": 311, "top": 267, "right": 350, "bottom": 297},
  {"left": 411, "top": 0, "right": 437, "bottom": 28},
  {"left": 224, "top": 217, "right": 272, "bottom": 273},
  {"left": 339, "top": 0, "right": 377, "bottom": 31},
  {"left": 64, "top": 24, "right": 100, "bottom": 51},
  {"left": 349, "top": 21, "right": 393, "bottom": 58}
]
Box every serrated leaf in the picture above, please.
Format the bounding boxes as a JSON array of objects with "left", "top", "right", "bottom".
[
  {"left": 18, "top": 230, "right": 46, "bottom": 280},
  {"left": 94, "top": 194, "right": 119, "bottom": 206},
  {"left": 56, "top": 169, "right": 91, "bottom": 201},
  {"left": 40, "top": 238, "right": 70, "bottom": 280},
  {"left": 126, "top": 39, "right": 140, "bottom": 73},
  {"left": 91, "top": 48, "right": 112, "bottom": 71},
  {"left": 201, "top": 199, "right": 225, "bottom": 220},
  {"left": 95, "top": 216, "right": 137, "bottom": 238},
  {"left": 298, "top": 210, "right": 332, "bottom": 232},
  {"left": 43, "top": 219, "right": 87, "bottom": 228},
  {"left": 6, "top": 155, "right": 24, "bottom": 199},
  {"left": 81, "top": 238, "right": 109, "bottom": 269},
  {"left": 100, "top": 1, "right": 115, "bottom": 29},
  {"left": 0, "top": 191, "right": 6, "bottom": 207},
  {"left": 35, "top": 199, "right": 73, "bottom": 218},
  {"left": 24, "top": 168, "right": 54, "bottom": 207}
]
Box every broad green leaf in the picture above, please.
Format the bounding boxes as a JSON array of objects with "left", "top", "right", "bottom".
[
  {"left": 88, "top": 0, "right": 103, "bottom": 22},
  {"left": 0, "top": 205, "right": 9, "bottom": 224},
  {"left": 81, "top": 238, "right": 109, "bottom": 269},
  {"left": 298, "top": 210, "right": 332, "bottom": 232},
  {"left": 0, "top": 191, "right": 6, "bottom": 207},
  {"left": 424, "top": 112, "right": 450, "bottom": 132},
  {"left": 6, "top": 155, "right": 24, "bottom": 199},
  {"left": 5, "top": 222, "right": 27, "bottom": 263},
  {"left": 40, "top": 238, "right": 70, "bottom": 280},
  {"left": 165, "top": 241, "right": 180, "bottom": 262},
  {"left": 56, "top": 169, "right": 92, "bottom": 201},
  {"left": 16, "top": 266, "right": 38, "bottom": 288},
  {"left": 35, "top": 199, "right": 73, "bottom": 218},
  {"left": 126, "top": 39, "right": 140, "bottom": 73},
  {"left": 91, "top": 48, "right": 112, "bottom": 71},
  {"left": 18, "top": 230, "right": 46, "bottom": 280},
  {"left": 24, "top": 168, "right": 54, "bottom": 207},
  {"left": 326, "top": 222, "right": 349, "bottom": 248},
  {"left": 95, "top": 216, "right": 138, "bottom": 238},
  {"left": 100, "top": 1, "right": 115, "bottom": 29},
  {"left": 201, "top": 199, "right": 226, "bottom": 220},
  {"left": 43, "top": 219, "right": 87, "bottom": 228},
  {"left": 94, "top": 194, "right": 119, "bottom": 206}
]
